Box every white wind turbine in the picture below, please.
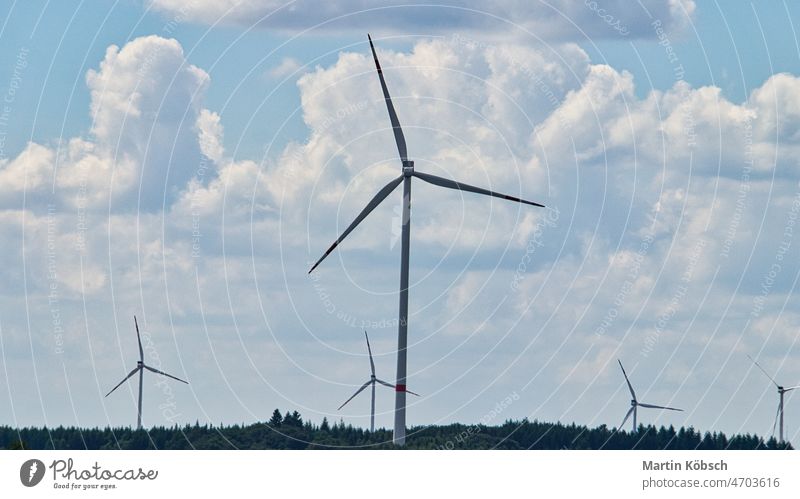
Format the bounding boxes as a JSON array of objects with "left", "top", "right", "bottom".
[
  {"left": 748, "top": 354, "right": 800, "bottom": 444},
  {"left": 338, "top": 331, "right": 419, "bottom": 432},
  {"left": 105, "top": 316, "right": 188, "bottom": 429},
  {"left": 309, "top": 34, "right": 545, "bottom": 445},
  {"left": 617, "top": 360, "right": 683, "bottom": 432}
]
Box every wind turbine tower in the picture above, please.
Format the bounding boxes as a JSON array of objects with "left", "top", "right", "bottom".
[
  {"left": 338, "top": 331, "right": 419, "bottom": 432},
  {"left": 105, "top": 316, "right": 189, "bottom": 429},
  {"left": 748, "top": 354, "right": 800, "bottom": 444},
  {"left": 617, "top": 360, "right": 683, "bottom": 432}
]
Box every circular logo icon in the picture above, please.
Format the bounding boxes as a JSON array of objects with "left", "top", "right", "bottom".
[{"left": 20, "top": 459, "right": 45, "bottom": 487}]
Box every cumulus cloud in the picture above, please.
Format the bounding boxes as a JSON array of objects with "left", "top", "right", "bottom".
[
  {"left": 0, "top": 142, "right": 53, "bottom": 194},
  {"left": 196, "top": 109, "right": 225, "bottom": 163},
  {"left": 0, "top": 35, "right": 215, "bottom": 212},
  {"left": 7, "top": 31, "right": 800, "bottom": 436},
  {"left": 266, "top": 57, "right": 304, "bottom": 79},
  {"left": 149, "top": 0, "right": 695, "bottom": 40},
  {"left": 255, "top": 36, "right": 800, "bottom": 432}
]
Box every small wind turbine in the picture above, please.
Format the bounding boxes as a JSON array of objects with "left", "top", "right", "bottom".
[
  {"left": 748, "top": 354, "right": 800, "bottom": 444},
  {"left": 338, "top": 331, "right": 419, "bottom": 432},
  {"left": 617, "top": 360, "right": 682, "bottom": 432},
  {"left": 105, "top": 316, "right": 188, "bottom": 429},
  {"left": 309, "top": 34, "right": 545, "bottom": 445}
]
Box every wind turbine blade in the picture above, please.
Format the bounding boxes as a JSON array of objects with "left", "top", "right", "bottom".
[
  {"left": 142, "top": 365, "right": 188, "bottom": 384},
  {"left": 783, "top": 385, "right": 800, "bottom": 391},
  {"left": 413, "top": 171, "right": 545, "bottom": 208},
  {"left": 375, "top": 378, "right": 395, "bottom": 388},
  {"left": 367, "top": 34, "right": 408, "bottom": 163},
  {"left": 365, "top": 331, "right": 375, "bottom": 377},
  {"left": 619, "top": 407, "right": 634, "bottom": 430},
  {"left": 618, "top": 360, "right": 637, "bottom": 402},
  {"left": 104, "top": 366, "right": 140, "bottom": 397},
  {"left": 337, "top": 380, "right": 372, "bottom": 410},
  {"left": 747, "top": 354, "right": 780, "bottom": 388},
  {"left": 375, "top": 378, "right": 419, "bottom": 396},
  {"left": 308, "top": 175, "right": 404, "bottom": 274},
  {"left": 134, "top": 315, "right": 144, "bottom": 362},
  {"left": 637, "top": 403, "right": 683, "bottom": 411}
]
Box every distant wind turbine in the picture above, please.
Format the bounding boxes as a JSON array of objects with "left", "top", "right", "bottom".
[
  {"left": 748, "top": 354, "right": 800, "bottom": 444},
  {"left": 105, "top": 316, "right": 188, "bottom": 429},
  {"left": 338, "top": 331, "right": 419, "bottom": 432},
  {"left": 617, "top": 360, "right": 683, "bottom": 432},
  {"left": 309, "top": 34, "right": 545, "bottom": 445}
]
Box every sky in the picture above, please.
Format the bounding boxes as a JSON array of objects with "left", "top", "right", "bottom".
[{"left": 2, "top": 0, "right": 800, "bottom": 444}]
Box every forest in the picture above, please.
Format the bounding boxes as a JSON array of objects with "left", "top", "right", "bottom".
[{"left": 0, "top": 410, "right": 790, "bottom": 450}]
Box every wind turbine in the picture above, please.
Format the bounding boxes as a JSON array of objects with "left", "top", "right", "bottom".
[
  {"left": 105, "top": 316, "right": 188, "bottom": 429},
  {"left": 338, "top": 331, "right": 419, "bottom": 432},
  {"left": 617, "top": 360, "right": 682, "bottom": 432},
  {"left": 748, "top": 354, "right": 800, "bottom": 444},
  {"left": 308, "top": 34, "right": 545, "bottom": 445}
]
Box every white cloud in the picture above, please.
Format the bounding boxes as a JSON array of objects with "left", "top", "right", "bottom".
[
  {"left": 0, "top": 35, "right": 215, "bottom": 212},
  {"left": 0, "top": 142, "right": 53, "bottom": 194},
  {"left": 8, "top": 32, "right": 800, "bottom": 437},
  {"left": 267, "top": 57, "right": 303, "bottom": 79},
  {"left": 196, "top": 109, "right": 225, "bottom": 163}
]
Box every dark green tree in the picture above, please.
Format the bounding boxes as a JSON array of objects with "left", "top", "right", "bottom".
[{"left": 269, "top": 409, "right": 283, "bottom": 427}]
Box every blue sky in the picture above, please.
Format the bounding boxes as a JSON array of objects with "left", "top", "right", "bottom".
[
  {"left": 3, "top": 0, "right": 800, "bottom": 444},
  {"left": 6, "top": 0, "right": 798, "bottom": 164},
  {"left": 584, "top": 1, "right": 800, "bottom": 101}
]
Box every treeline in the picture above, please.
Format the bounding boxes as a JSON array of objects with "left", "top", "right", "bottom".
[{"left": 0, "top": 409, "right": 791, "bottom": 450}]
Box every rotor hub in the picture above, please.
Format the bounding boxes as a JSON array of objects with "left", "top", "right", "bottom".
[{"left": 402, "top": 160, "right": 414, "bottom": 176}]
